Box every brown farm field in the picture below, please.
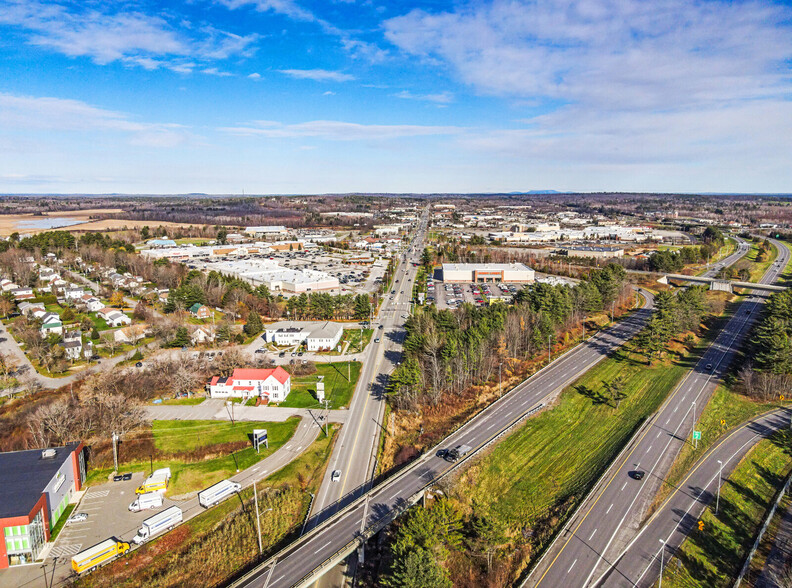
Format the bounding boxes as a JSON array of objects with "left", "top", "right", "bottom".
[{"left": 0, "top": 208, "right": 209, "bottom": 236}]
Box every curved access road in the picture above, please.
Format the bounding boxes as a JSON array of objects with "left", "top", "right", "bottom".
[
  {"left": 598, "top": 408, "right": 792, "bottom": 587},
  {"left": 526, "top": 238, "right": 788, "bottom": 588},
  {"left": 229, "top": 288, "right": 655, "bottom": 588}
]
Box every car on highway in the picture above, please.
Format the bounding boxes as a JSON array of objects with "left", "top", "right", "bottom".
[
  {"left": 378, "top": 324, "right": 384, "bottom": 329},
  {"left": 706, "top": 363, "right": 713, "bottom": 370},
  {"left": 67, "top": 513, "right": 89, "bottom": 524},
  {"left": 374, "top": 337, "right": 381, "bottom": 343},
  {"left": 331, "top": 470, "right": 341, "bottom": 482},
  {"left": 630, "top": 470, "right": 645, "bottom": 480}
]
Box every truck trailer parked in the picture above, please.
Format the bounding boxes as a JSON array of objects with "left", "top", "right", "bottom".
[
  {"left": 71, "top": 539, "right": 130, "bottom": 574},
  {"left": 132, "top": 506, "right": 183, "bottom": 544},
  {"left": 198, "top": 479, "right": 242, "bottom": 508},
  {"left": 135, "top": 467, "right": 171, "bottom": 495},
  {"left": 128, "top": 491, "right": 164, "bottom": 512}
]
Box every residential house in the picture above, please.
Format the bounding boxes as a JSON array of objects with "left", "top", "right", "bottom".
[
  {"left": 18, "top": 301, "right": 45, "bottom": 316},
  {"left": 39, "top": 312, "right": 63, "bottom": 336},
  {"left": 190, "top": 326, "right": 215, "bottom": 346},
  {"left": 79, "top": 295, "right": 105, "bottom": 312},
  {"left": 38, "top": 268, "right": 59, "bottom": 282},
  {"left": 97, "top": 308, "right": 131, "bottom": 328},
  {"left": 208, "top": 367, "right": 291, "bottom": 402},
  {"left": 114, "top": 325, "right": 145, "bottom": 344},
  {"left": 0, "top": 279, "right": 15, "bottom": 292},
  {"left": 189, "top": 303, "right": 212, "bottom": 320},
  {"left": 63, "top": 287, "right": 85, "bottom": 301},
  {"left": 61, "top": 330, "right": 82, "bottom": 360},
  {"left": 12, "top": 287, "right": 34, "bottom": 301}
]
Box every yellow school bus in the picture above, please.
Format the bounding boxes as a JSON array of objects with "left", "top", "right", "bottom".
[{"left": 71, "top": 539, "right": 130, "bottom": 574}]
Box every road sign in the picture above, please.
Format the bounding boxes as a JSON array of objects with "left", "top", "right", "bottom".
[
  {"left": 698, "top": 521, "right": 705, "bottom": 531},
  {"left": 692, "top": 431, "right": 702, "bottom": 440},
  {"left": 253, "top": 429, "right": 268, "bottom": 453},
  {"left": 781, "top": 395, "right": 785, "bottom": 401},
  {"left": 721, "top": 419, "right": 726, "bottom": 426}
]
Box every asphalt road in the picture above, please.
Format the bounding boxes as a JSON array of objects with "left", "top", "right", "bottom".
[
  {"left": 527, "top": 237, "right": 788, "bottom": 588},
  {"left": 231, "top": 287, "right": 656, "bottom": 588},
  {"left": 599, "top": 408, "right": 792, "bottom": 588}
]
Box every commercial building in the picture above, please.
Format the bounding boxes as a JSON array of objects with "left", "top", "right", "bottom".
[
  {"left": 207, "top": 260, "right": 339, "bottom": 293},
  {"left": 264, "top": 321, "right": 344, "bottom": 352},
  {"left": 556, "top": 246, "right": 625, "bottom": 259},
  {"left": 0, "top": 443, "right": 87, "bottom": 569},
  {"left": 208, "top": 367, "right": 291, "bottom": 402},
  {"left": 441, "top": 263, "right": 535, "bottom": 284},
  {"left": 244, "top": 226, "right": 288, "bottom": 238}
]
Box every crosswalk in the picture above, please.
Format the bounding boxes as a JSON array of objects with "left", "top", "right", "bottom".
[
  {"left": 83, "top": 489, "right": 109, "bottom": 499},
  {"left": 49, "top": 543, "right": 82, "bottom": 558}
]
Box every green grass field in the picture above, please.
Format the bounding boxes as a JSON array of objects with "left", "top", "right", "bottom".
[
  {"left": 86, "top": 418, "right": 300, "bottom": 495},
  {"left": 459, "top": 342, "right": 699, "bottom": 533},
  {"left": 339, "top": 328, "right": 373, "bottom": 354},
  {"left": 279, "top": 361, "right": 361, "bottom": 409},
  {"left": 155, "top": 397, "right": 206, "bottom": 406},
  {"left": 661, "top": 434, "right": 792, "bottom": 588}
]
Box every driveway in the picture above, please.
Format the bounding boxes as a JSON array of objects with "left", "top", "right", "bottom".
[{"left": 146, "top": 399, "right": 349, "bottom": 424}]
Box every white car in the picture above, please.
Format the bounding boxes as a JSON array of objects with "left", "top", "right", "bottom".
[
  {"left": 67, "top": 513, "right": 88, "bottom": 524},
  {"left": 331, "top": 470, "right": 341, "bottom": 482}
]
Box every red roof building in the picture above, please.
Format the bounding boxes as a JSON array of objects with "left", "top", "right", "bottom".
[{"left": 208, "top": 367, "right": 291, "bottom": 402}]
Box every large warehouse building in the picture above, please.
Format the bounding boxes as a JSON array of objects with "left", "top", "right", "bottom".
[
  {"left": 441, "top": 263, "right": 535, "bottom": 283},
  {"left": 0, "top": 443, "right": 87, "bottom": 569}
]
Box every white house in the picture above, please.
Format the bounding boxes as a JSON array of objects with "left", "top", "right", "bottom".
[
  {"left": 81, "top": 295, "right": 105, "bottom": 312},
  {"left": 305, "top": 322, "right": 343, "bottom": 352},
  {"left": 18, "top": 301, "right": 45, "bottom": 316},
  {"left": 264, "top": 326, "right": 308, "bottom": 347},
  {"left": 98, "top": 308, "right": 131, "bottom": 328},
  {"left": 114, "top": 325, "right": 146, "bottom": 344},
  {"left": 191, "top": 326, "right": 216, "bottom": 346},
  {"left": 39, "top": 312, "right": 63, "bottom": 336},
  {"left": 208, "top": 367, "right": 291, "bottom": 402},
  {"left": 12, "top": 287, "right": 34, "bottom": 300},
  {"left": 61, "top": 330, "right": 82, "bottom": 360}
]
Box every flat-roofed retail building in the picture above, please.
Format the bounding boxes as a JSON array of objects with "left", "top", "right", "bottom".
[{"left": 441, "top": 263, "right": 535, "bottom": 283}]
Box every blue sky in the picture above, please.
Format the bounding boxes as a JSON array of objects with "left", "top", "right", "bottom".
[{"left": 1, "top": 0, "right": 791, "bottom": 194}]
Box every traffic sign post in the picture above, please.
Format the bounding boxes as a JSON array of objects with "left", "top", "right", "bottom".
[
  {"left": 253, "top": 429, "right": 268, "bottom": 453},
  {"left": 692, "top": 430, "right": 701, "bottom": 449}
]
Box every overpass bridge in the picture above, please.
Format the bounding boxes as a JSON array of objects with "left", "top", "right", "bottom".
[{"left": 658, "top": 273, "right": 787, "bottom": 293}]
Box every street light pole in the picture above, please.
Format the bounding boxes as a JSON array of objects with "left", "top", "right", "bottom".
[
  {"left": 716, "top": 460, "right": 723, "bottom": 514},
  {"left": 658, "top": 539, "right": 665, "bottom": 588},
  {"left": 548, "top": 334, "right": 552, "bottom": 364},
  {"left": 499, "top": 362, "right": 502, "bottom": 397}
]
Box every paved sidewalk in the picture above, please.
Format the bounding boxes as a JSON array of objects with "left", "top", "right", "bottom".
[{"left": 146, "top": 399, "right": 349, "bottom": 423}]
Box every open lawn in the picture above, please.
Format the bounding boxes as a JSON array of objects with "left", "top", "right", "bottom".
[
  {"left": 155, "top": 397, "right": 206, "bottom": 406},
  {"left": 661, "top": 434, "right": 792, "bottom": 588},
  {"left": 279, "top": 361, "right": 361, "bottom": 409},
  {"left": 339, "top": 328, "right": 373, "bottom": 354},
  {"left": 86, "top": 418, "right": 300, "bottom": 495},
  {"left": 458, "top": 343, "right": 696, "bottom": 534},
  {"left": 72, "top": 426, "right": 339, "bottom": 588}
]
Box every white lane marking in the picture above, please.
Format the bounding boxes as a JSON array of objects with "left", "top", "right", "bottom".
[
  {"left": 568, "top": 559, "right": 578, "bottom": 573},
  {"left": 314, "top": 540, "right": 332, "bottom": 553},
  {"left": 656, "top": 432, "right": 661, "bottom": 438},
  {"left": 646, "top": 446, "right": 653, "bottom": 454},
  {"left": 606, "top": 503, "right": 613, "bottom": 514},
  {"left": 621, "top": 482, "right": 627, "bottom": 491},
  {"left": 589, "top": 529, "right": 597, "bottom": 540},
  {"left": 674, "top": 405, "right": 679, "bottom": 413}
]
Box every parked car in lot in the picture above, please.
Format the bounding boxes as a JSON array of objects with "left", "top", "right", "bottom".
[{"left": 67, "top": 513, "right": 89, "bottom": 524}]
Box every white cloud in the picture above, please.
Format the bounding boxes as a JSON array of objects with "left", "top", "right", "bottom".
[
  {"left": 202, "top": 67, "right": 233, "bottom": 77},
  {"left": 394, "top": 90, "right": 453, "bottom": 104},
  {"left": 0, "top": 0, "right": 258, "bottom": 70},
  {"left": 0, "top": 92, "right": 192, "bottom": 148},
  {"left": 248, "top": 72, "right": 262, "bottom": 79},
  {"left": 279, "top": 69, "right": 355, "bottom": 82},
  {"left": 219, "top": 119, "right": 461, "bottom": 140},
  {"left": 323, "top": 91, "right": 335, "bottom": 95}
]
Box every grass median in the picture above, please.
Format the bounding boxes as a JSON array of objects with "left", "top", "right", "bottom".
[
  {"left": 279, "top": 361, "right": 361, "bottom": 409},
  {"left": 660, "top": 433, "right": 792, "bottom": 588}
]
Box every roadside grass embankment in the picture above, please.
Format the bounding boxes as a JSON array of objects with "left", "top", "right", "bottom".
[
  {"left": 85, "top": 418, "right": 300, "bottom": 495},
  {"left": 71, "top": 426, "right": 339, "bottom": 588},
  {"left": 279, "top": 361, "right": 361, "bottom": 410},
  {"left": 660, "top": 433, "right": 792, "bottom": 588}
]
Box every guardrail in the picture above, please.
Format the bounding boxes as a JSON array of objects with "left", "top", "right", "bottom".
[{"left": 228, "top": 292, "right": 654, "bottom": 588}]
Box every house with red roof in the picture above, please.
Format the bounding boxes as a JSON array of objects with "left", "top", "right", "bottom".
[{"left": 208, "top": 367, "right": 291, "bottom": 402}]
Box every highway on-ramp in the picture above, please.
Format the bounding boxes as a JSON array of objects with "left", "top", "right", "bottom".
[
  {"left": 231, "top": 288, "right": 656, "bottom": 588},
  {"left": 527, "top": 238, "right": 788, "bottom": 588}
]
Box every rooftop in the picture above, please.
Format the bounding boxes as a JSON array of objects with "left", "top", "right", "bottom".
[
  {"left": 0, "top": 443, "right": 81, "bottom": 519},
  {"left": 442, "top": 263, "right": 534, "bottom": 271}
]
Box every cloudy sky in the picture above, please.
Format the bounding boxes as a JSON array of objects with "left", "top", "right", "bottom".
[{"left": 1, "top": 0, "right": 790, "bottom": 194}]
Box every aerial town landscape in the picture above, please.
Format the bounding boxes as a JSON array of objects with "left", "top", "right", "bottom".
[{"left": 2, "top": 1, "right": 792, "bottom": 588}]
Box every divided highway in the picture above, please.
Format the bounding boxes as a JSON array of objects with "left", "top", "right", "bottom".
[
  {"left": 231, "top": 288, "right": 656, "bottom": 588},
  {"left": 527, "top": 238, "right": 788, "bottom": 588}
]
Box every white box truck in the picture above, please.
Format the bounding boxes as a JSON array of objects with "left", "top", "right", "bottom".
[
  {"left": 132, "top": 506, "right": 183, "bottom": 544},
  {"left": 128, "top": 491, "right": 164, "bottom": 512},
  {"left": 135, "top": 467, "right": 172, "bottom": 495},
  {"left": 198, "top": 479, "right": 242, "bottom": 508}
]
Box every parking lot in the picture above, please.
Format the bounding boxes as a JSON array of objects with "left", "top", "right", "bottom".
[{"left": 432, "top": 281, "right": 521, "bottom": 310}]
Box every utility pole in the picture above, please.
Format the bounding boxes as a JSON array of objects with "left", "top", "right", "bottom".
[
  {"left": 499, "top": 362, "right": 502, "bottom": 397},
  {"left": 111, "top": 431, "right": 119, "bottom": 473},
  {"left": 254, "top": 482, "right": 263, "bottom": 555},
  {"left": 658, "top": 539, "right": 665, "bottom": 588},
  {"left": 716, "top": 459, "right": 723, "bottom": 514},
  {"left": 323, "top": 399, "right": 330, "bottom": 437},
  {"left": 225, "top": 400, "right": 235, "bottom": 424},
  {"left": 611, "top": 300, "right": 615, "bottom": 323}
]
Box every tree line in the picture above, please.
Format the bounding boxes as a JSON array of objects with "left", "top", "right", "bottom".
[{"left": 387, "top": 264, "right": 631, "bottom": 410}]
